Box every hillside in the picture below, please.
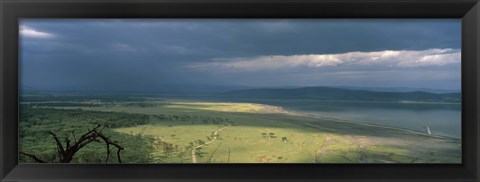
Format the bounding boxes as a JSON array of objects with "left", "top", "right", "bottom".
[{"left": 221, "top": 86, "right": 461, "bottom": 103}]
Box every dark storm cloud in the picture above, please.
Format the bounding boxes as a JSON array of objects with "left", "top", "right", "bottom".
[{"left": 19, "top": 19, "right": 461, "bottom": 91}]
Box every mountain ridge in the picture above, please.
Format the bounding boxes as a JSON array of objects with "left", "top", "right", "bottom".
[{"left": 221, "top": 86, "right": 460, "bottom": 103}]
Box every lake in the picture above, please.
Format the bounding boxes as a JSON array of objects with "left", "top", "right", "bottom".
[{"left": 223, "top": 98, "right": 461, "bottom": 139}]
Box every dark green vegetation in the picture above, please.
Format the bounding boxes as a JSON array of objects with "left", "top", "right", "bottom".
[
  {"left": 222, "top": 86, "right": 460, "bottom": 103},
  {"left": 19, "top": 107, "right": 154, "bottom": 163},
  {"left": 20, "top": 94, "right": 146, "bottom": 103}
]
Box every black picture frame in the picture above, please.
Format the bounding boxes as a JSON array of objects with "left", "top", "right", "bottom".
[{"left": 1, "top": 0, "right": 479, "bottom": 181}]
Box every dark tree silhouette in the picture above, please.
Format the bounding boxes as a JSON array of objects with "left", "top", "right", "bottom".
[{"left": 20, "top": 124, "right": 124, "bottom": 163}]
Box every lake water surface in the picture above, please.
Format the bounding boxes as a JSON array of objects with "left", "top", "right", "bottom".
[{"left": 226, "top": 98, "right": 461, "bottom": 139}]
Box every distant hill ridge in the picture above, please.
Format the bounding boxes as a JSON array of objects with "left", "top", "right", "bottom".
[
  {"left": 221, "top": 86, "right": 461, "bottom": 103},
  {"left": 333, "top": 86, "right": 459, "bottom": 94}
]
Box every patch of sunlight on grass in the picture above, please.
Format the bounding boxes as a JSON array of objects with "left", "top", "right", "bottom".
[{"left": 164, "top": 101, "right": 265, "bottom": 113}]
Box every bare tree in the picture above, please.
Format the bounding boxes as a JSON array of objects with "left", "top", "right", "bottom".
[{"left": 20, "top": 124, "right": 124, "bottom": 163}]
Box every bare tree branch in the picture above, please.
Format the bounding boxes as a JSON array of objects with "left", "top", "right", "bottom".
[
  {"left": 24, "top": 124, "right": 124, "bottom": 163},
  {"left": 117, "top": 148, "right": 122, "bottom": 163},
  {"left": 48, "top": 131, "right": 65, "bottom": 154},
  {"left": 105, "top": 143, "right": 111, "bottom": 163},
  {"left": 94, "top": 130, "right": 124, "bottom": 163},
  {"left": 71, "top": 130, "right": 77, "bottom": 143},
  {"left": 20, "top": 152, "right": 46, "bottom": 163}
]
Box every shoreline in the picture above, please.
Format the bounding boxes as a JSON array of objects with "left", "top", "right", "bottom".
[{"left": 256, "top": 103, "right": 459, "bottom": 140}]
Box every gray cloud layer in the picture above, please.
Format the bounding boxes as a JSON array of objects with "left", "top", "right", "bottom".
[{"left": 19, "top": 19, "right": 461, "bottom": 91}]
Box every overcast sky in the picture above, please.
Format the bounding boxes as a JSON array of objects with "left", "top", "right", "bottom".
[{"left": 20, "top": 19, "right": 461, "bottom": 92}]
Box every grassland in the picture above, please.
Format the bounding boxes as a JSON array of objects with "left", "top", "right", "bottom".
[{"left": 37, "top": 98, "right": 461, "bottom": 163}]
